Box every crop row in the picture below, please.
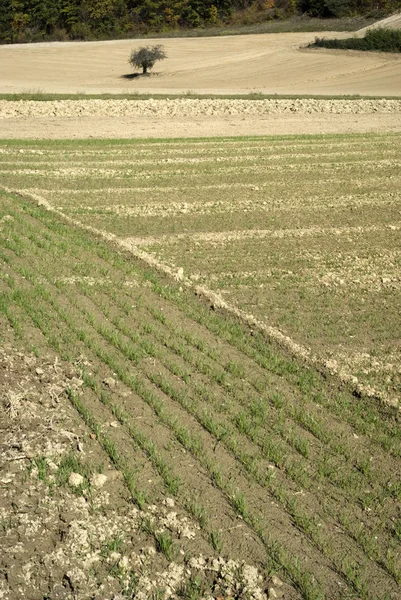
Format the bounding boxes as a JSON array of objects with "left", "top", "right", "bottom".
[{"left": 1, "top": 191, "right": 400, "bottom": 599}]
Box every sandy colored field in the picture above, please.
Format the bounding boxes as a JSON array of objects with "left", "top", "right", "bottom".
[
  {"left": 1, "top": 30, "right": 401, "bottom": 97},
  {"left": 1, "top": 97, "right": 401, "bottom": 138},
  {"left": 2, "top": 107, "right": 401, "bottom": 138},
  {"left": 358, "top": 11, "right": 401, "bottom": 33},
  {"left": 1, "top": 29, "right": 401, "bottom": 137}
]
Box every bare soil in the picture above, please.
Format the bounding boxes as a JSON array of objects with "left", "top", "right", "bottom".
[
  {"left": 1, "top": 27, "right": 401, "bottom": 138},
  {"left": 0, "top": 339, "right": 282, "bottom": 600},
  {"left": 1, "top": 32, "right": 401, "bottom": 96},
  {"left": 1, "top": 98, "right": 401, "bottom": 138}
]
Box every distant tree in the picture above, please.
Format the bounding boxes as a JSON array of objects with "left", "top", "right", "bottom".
[{"left": 128, "top": 44, "right": 167, "bottom": 74}]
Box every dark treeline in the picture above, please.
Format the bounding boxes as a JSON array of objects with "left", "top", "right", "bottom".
[{"left": 0, "top": 0, "right": 400, "bottom": 43}]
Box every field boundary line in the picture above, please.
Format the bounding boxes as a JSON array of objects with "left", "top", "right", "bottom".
[{"left": 4, "top": 185, "right": 399, "bottom": 410}]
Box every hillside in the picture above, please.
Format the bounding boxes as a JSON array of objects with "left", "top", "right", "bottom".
[{"left": 1, "top": 0, "right": 401, "bottom": 44}]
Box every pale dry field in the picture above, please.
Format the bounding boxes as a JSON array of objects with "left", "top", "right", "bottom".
[
  {"left": 1, "top": 31, "right": 401, "bottom": 96},
  {"left": 1, "top": 97, "right": 401, "bottom": 138},
  {"left": 1, "top": 24, "right": 401, "bottom": 138}
]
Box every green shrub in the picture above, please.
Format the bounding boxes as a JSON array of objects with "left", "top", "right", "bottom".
[
  {"left": 128, "top": 45, "right": 167, "bottom": 74},
  {"left": 311, "top": 27, "right": 401, "bottom": 52},
  {"left": 365, "top": 27, "right": 401, "bottom": 51}
]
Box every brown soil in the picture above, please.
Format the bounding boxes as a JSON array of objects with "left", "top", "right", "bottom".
[
  {"left": 0, "top": 340, "right": 285, "bottom": 600},
  {"left": 2, "top": 189, "right": 401, "bottom": 600}
]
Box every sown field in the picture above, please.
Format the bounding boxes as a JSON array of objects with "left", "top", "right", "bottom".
[
  {"left": 2, "top": 15, "right": 401, "bottom": 599},
  {"left": 1, "top": 133, "right": 400, "bottom": 402},
  {"left": 1, "top": 180, "right": 401, "bottom": 599}
]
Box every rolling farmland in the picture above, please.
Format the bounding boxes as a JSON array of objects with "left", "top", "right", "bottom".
[{"left": 1, "top": 133, "right": 401, "bottom": 599}]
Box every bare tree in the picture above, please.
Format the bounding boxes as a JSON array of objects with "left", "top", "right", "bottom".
[{"left": 128, "top": 45, "right": 167, "bottom": 75}]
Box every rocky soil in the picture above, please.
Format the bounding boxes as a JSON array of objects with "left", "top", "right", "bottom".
[
  {"left": 1, "top": 98, "right": 401, "bottom": 119},
  {"left": 0, "top": 344, "right": 283, "bottom": 600},
  {"left": 2, "top": 98, "right": 401, "bottom": 138}
]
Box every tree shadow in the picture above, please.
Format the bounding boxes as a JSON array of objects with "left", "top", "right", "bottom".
[
  {"left": 121, "top": 72, "right": 156, "bottom": 80},
  {"left": 121, "top": 73, "right": 141, "bottom": 79}
]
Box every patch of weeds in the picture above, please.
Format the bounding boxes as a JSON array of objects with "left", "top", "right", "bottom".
[
  {"left": 264, "top": 552, "right": 282, "bottom": 579},
  {"left": 225, "top": 359, "right": 246, "bottom": 379},
  {"left": 126, "top": 469, "right": 147, "bottom": 510},
  {"left": 270, "top": 392, "right": 284, "bottom": 409},
  {"left": 393, "top": 518, "right": 401, "bottom": 541},
  {"left": 231, "top": 489, "right": 248, "bottom": 519},
  {"left": 385, "top": 549, "right": 401, "bottom": 584},
  {"left": 249, "top": 397, "right": 268, "bottom": 420},
  {"left": 122, "top": 570, "right": 139, "bottom": 597},
  {"left": 342, "top": 558, "right": 369, "bottom": 598},
  {"left": 103, "top": 437, "right": 120, "bottom": 466},
  {"left": 262, "top": 438, "right": 287, "bottom": 466},
  {"left": 155, "top": 530, "right": 176, "bottom": 561},
  {"left": 101, "top": 532, "right": 125, "bottom": 558},
  {"left": 356, "top": 457, "right": 371, "bottom": 476},
  {"left": 287, "top": 460, "right": 310, "bottom": 489},
  {"left": 30, "top": 344, "right": 40, "bottom": 357},
  {"left": 177, "top": 574, "right": 207, "bottom": 599},
  {"left": 387, "top": 480, "right": 401, "bottom": 501},
  {"left": 164, "top": 470, "right": 181, "bottom": 495},
  {"left": 210, "top": 465, "right": 223, "bottom": 488},
  {"left": 140, "top": 515, "right": 155, "bottom": 536},
  {"left": 56, "top": 452, "right": 99, "bottom": 489},
  {"left": 188, "top": 499, "right": 207, "bottom": 529},
  {"left": 30, "top": 456, "right": 49, "bottom": 482},
  {"left": 289, "top": 555, "right": 324, "bottom": 600},
  {"left": 292, "top": 434, "right": 310, "bottom": 459},
  {"left": 1, "top": 515, "right": 17, "bottom": 534},
  {"left": 235, "top": 411, "right": 253, "bottom": 436},
  {"left": 209, "top": 529, "right": 223, "bottom": 553},
  {"left": 148, "top": 306, "right": 166, "bottom": 325}
]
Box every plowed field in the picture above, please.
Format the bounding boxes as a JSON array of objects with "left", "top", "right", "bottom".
[
  {"left": 1, "top": 180, "right": 401, "bottom": 600},
  {"left": 1, "top": 132, "right": 401, "bottom": 599},
  {"left": 1, "top": 31, "right": 401, "bottom": 96},
  {"left": 2, "top": 15, "right": 401, "bottom": 599},
  {"left": 1, "top": 134, "right": 400, "bottom": 402}
]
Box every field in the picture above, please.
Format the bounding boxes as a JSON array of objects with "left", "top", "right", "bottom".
[
  {"left": 1, "top": 134, "right": 400, "bottom": 401},
  {"left": 1, "top": 14, "right": 401, "bottom": 600},
  {"left": 1, "top": 30, "right": 401, "bottom": 98},
  {"left": 1, "top": 133, "right": 401, "bottom": 599}
]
